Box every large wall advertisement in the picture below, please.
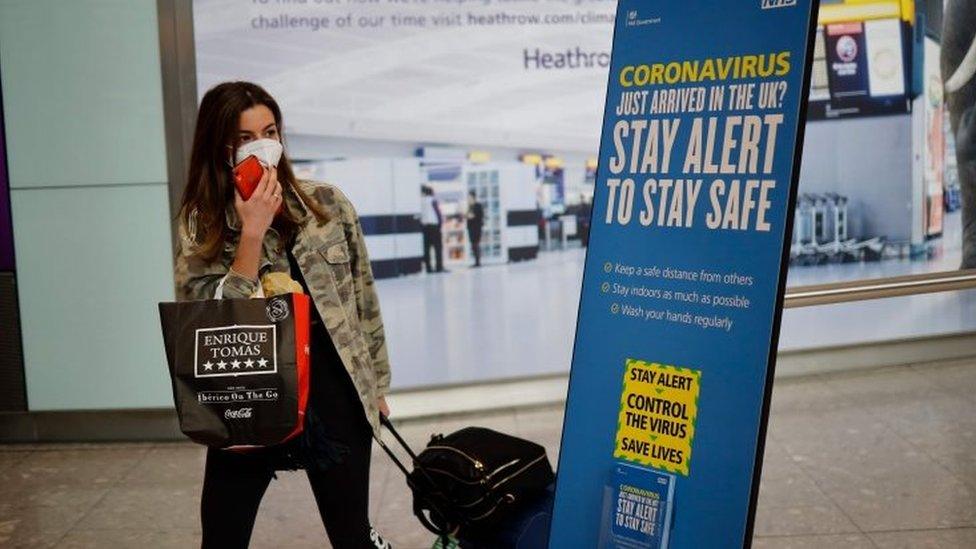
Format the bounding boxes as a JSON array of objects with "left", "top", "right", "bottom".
[
  {"left": 193, "top": 0, "right": 976, "bottom": 391},
  {"left": 194, "top": 0, "right": 968, "bottom": 281},
  {"left": 194, "top": 0, "right": 616, "bottom": 152}
]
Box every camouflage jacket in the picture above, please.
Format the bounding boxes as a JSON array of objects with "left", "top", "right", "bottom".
[{"left": 174, "top": 180, "right": 391, "bottom": 435}]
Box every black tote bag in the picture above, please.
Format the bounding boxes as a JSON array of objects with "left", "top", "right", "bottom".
[{"left": 158, "top": 293, "right": 311, "bottom": 449}]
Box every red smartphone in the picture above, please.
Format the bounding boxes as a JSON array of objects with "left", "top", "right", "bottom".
[
  {"left": 233, "top": 155, "right": 264, "bottom": 200},
  {"left": 233, "top": 155, "right": 282, "bottom": 214}
]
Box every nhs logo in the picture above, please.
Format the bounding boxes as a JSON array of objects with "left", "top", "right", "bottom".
[{"left": 762, "top": 0, "right": 796, "bottom": 8}]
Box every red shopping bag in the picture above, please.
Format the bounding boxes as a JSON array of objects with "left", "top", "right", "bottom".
[{"left": 158, "top": 293, "right": 310, "bottom": 449}]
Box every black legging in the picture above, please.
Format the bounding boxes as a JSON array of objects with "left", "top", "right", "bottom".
[{"left": 200, "top": 322, "right": 374, "bottom": 548}]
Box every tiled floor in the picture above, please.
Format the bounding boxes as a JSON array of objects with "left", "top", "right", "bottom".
[{"left": 2, "top": 359, "right": 976, "bottom": 548}]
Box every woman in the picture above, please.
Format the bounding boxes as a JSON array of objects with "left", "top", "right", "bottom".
[{"left": 173, "top": 81, "right": 393, "bottom": 549}]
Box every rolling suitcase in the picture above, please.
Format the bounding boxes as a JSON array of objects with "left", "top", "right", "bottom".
[
  {"left": 375, "top": 415, "right": 555, "bottom": 546},
  {"left": 455, "top": 483, "right": 555, "bottom": 548}
]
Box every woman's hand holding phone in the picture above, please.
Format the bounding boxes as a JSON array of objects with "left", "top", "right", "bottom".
[
  {"left": 229, "top": 166, "right": 281, "bottom": 283},
  {"left": 234, "top": 166, "right": 282, "bottom": 240}
]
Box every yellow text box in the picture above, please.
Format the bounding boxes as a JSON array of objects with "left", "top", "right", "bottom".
[{"left": 614, "top": 359, "right": 701, "bottom": 476}]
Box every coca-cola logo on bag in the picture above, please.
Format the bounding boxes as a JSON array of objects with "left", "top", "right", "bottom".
[
  {"left": 194, "top": 325, "right": 277, "bottom": 378},
  {"left": 224, "top": 407, "right": 254, "bottom": 419}
]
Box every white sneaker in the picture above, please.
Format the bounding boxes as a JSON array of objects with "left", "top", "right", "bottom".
[{"left": 370, "top": 526, "right": 393, "bottom": 549}]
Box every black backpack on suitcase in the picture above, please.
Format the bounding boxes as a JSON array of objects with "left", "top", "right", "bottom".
[{"left": 376, "top": 415, "right": 555, "bottom": 539}]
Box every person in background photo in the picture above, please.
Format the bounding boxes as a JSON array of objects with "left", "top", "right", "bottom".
[
  {"left": 578, "top": 193, "right": 593, "bottom": 247},
  {"left": 421, "top": 185, "right": 446, "bottom": 273},
  {"left": 173, "top": 81, "right": 393, "bottom": 549},
  {"left": 466, "top": 190, "right": 484, "bottom": 267},
  {"left": 943, "top": 0, "right": 976, "bottom": 269}
]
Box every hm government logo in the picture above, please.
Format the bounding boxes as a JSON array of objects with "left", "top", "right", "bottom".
[
  {"left": 762, "top": 0, "right": 797, "bottom": 8},
  {"left": 194, "top": 325, "right": 278, "bottom": 378},
  {"left": 626, "top": 9, "right": 660, "bottom": 27}
]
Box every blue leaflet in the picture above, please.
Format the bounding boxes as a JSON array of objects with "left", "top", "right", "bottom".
[{"left": 599, "top": 463, "right": 676, "bottom": 549}]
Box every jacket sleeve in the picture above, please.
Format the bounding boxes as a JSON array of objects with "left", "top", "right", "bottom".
[
  {"left": 173, "top": 215, "right": 260, "bottom": 301},
  {"left": 342, "top": 197, "right": 392, "bottom": 396}
]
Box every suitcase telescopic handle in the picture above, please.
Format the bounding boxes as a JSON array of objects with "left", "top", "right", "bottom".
[
  {"left": 373, "top": 415, "right": 457, "bottom": 543},
  {"left": 374, "top": 415, "right": 450, "bottom": 496},
  {"left": 374, "top": 414, "right": 442, "bottom": 490},
  {"left": 373, "top": 414, "right": 414, "bottom": 478},
  {"left": 380, "top": 414, "right": 422, "bottom": 461}
]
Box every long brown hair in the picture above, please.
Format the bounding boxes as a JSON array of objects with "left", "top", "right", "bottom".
[{"left": 178, "top": 81, "right": 328, "bottom": 261}]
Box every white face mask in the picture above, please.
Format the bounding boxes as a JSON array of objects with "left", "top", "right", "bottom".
[{"left": 232, "top": 138, "right": 283, "bottom": 168}]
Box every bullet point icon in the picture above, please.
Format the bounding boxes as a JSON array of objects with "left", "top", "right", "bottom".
[
  {"left": 611, "top": 303, "right": 620, "bottom": 314},
  {"left": 604, "top": 262, "right": 613, "bottom": 273},
  {"left": 601, "top": 282, "right": 611, "bottom": 293}
]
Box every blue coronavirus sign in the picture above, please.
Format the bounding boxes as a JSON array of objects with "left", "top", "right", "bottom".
[{"left": 550, "top": 1, "right": 819, "bottom": 547}]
